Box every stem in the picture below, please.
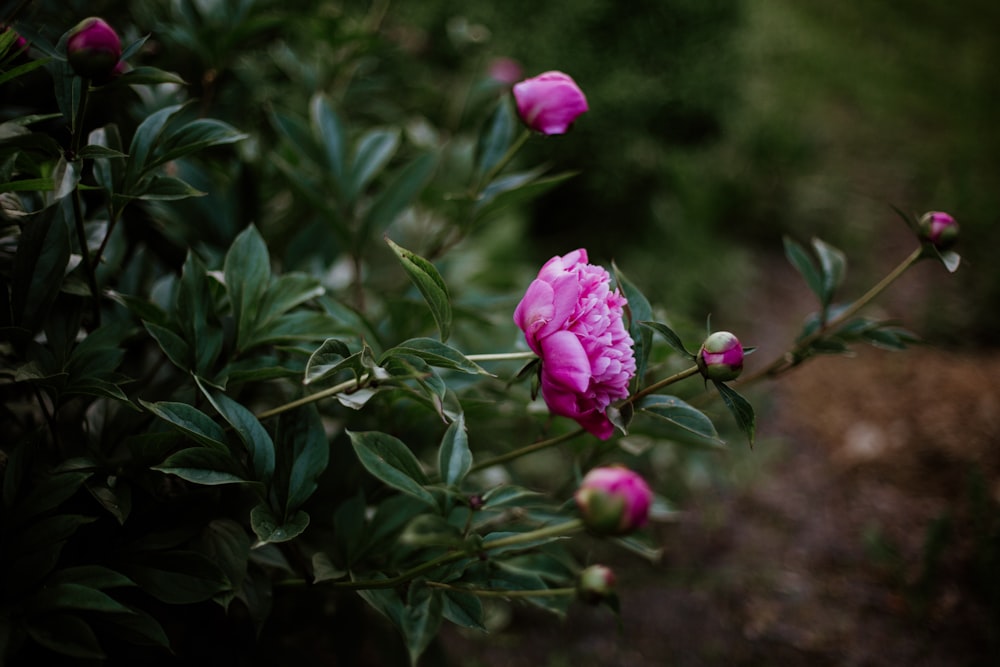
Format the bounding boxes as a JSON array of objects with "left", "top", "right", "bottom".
[
  {"left": 256, "top": 375, "right": 367, "bottom": 420},
  {"left": 469, "top": 427, "right": 584, "bottom": 473},
  {"left": 425, "top": 581, "right": 577, "bottom": 598},
  {"left": 93, "top": 206, "right": 122, "bottom": 271},
  {"left": 626, "top": 364, "right": 701, "bottom": 406},
  {"left": 741, "top": 246, "right": 925, "bottom": 385},
  {"left": 323, "top": 519, "right": 584, "bottom": 590},
  {"left": 465, "top": 351, "right": 537, "bottom": 362},
  {"left": 475, "top": 128, "right": 531, "bottom": 194},
  {"left": 69, "top": 80, "right": 101, "bottom": 324}
]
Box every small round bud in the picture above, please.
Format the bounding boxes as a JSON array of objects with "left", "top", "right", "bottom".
[
  {"left": 697, "top": 331, "right": 744, "bottom": 382},
  {"left": 918, "top": 211, "right": 958, "bottom": 250},
  {"left": 577, "top": 564, "right": 616, "bottom": 604},
  {"left": 66, "top": 17, "right": 121, "bottom": 80},
  {"left": 574, "top": 465, "right": 652, "bottom": 536}
]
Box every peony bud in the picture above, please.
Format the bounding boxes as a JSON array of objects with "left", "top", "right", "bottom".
[
  {"left": 66, "top": 17, "right": 121, "bottom": 80},
  {"left": 512, "top": 71, "right": 588, "bottom": 135},
  {"left": 918, "top": 211, "right": 958, "bottom": 250},
  {"left": 2, "top": 26, "right": 27, "bottom": 52},
  {"left": 577, "top": 564, "right": 616, "bottom": 604},
  {"left": 574, "top": 466, "right": 652, "bottom": 536},
  {"left": 697, "top": 331, "right": 744, "bottom": 382}
]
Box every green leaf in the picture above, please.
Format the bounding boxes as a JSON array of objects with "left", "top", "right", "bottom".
[
  {"left": 811, "top": 237, "right": 847, "bottom": 308},
  {"left": 24, "top": 613, "right": 104, "bottom": 659},
  {"left": 139, "top": 400, "right": 228, "bottom": 450},
  {"left": 250, "top": 504, "right": 310, "bottom": 545},
  {"left": 303, "top": 338, "right": 354, "bottom": 385},
  {"left": 360, "top": 152, "right": 437, "bottom": 244},
  {"left": 309, "top": 93, "right": 346, "bottom": 182},
  {"left": 27, "top": 583, "right": 134, "bottom": 615},
  {"left": 347, "top": 128, "right": 400, "bottom": 202},
  {"left": 239, "top": 310, "right": 345, "bottom": 350},
  {"left": 381, "top": 338, "right": 489, "bottom": 375},
  {"left": 437, "top": 414, "right": 471, "bottom": 487},
  {"left": 640, "top": 395, "right": 724, "bottom": 447},
  {"left": 11, "top": 202, "right": 70, "bottom": 333},
  {"left": 115, "top": 64, "right": 187, "bottom": 86},
  {"left": 440, "top": 589, "right": 486, "bottom": 631},
  {"left": 475, "top": 98, "right": 516, "bottom": 179},
  {"left": 116, "top": 551, "right": 230, "bottom": 605},
  {"left": 386, "top": 237, "right": 452, "bottom": 341},
  {"left": 255, "top": 272, "right": 325, "bottom": 326},
  {"left": 153, "top": 447, "right": 248, "bottom": 486},
  {"left": 348, "top": 431, "right": 435, "bottom": 506},
  {"left": 274, "top": 406, "right": 329, "bottom": 514},
  {"left": 399, "top": 514, "right": 464, "bottom": 549},
  {"left": 143, "top": 320, "right": 192, "bottom": 370},
  {"left": 311, "top": 552, "right": 347, "bottom": 583},
  {"left": 639, "top": 320, "right": 696, "bottom": 359},
  {"left": 713, "top": 380, "right": 756, "bottom": 448},
  {"left": 783, "top": 236, "right": 824, "bottom": 304},
  {"left": 225, "top": 225, "right": 272, "bottom": 352},
  {"left": 402, "top": 583, "right": 443, "bottom": 667},
  {"left": 46, "top": 565, "right": 136, "bottom": 590},
  {"left": 613, "top": 262, "right": 654, "bottom": 387},
  {"left": 146, "top": 118, "right": 247, "bottom": 171},
  {"left": 473, "top": 170, "right": 577, "bottom": 223},
  {"left": 125, "top": 104, "right": 184, "bottom": 190},
  {"left": 197, "top": 379, "right": 275, "bottom": 485},
  {"left": 133, "top": 174, "right": 206, "bottom": 200},
  {"left": 177, "top": 251, "right": 222, "bottom": 374}
]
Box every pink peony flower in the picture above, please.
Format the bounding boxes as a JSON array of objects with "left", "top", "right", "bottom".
[
  {"left": 918, "top": 211, "right": 958, "bottom": 250},
  {"left": 66, "top": 17, "right": 121, "bottom": 80},
  {"left": 487, "top": 57, "right": 523, "bottom": 86},
  {"left": 697, "top": 331, "right": 744, "bottom": 382},
  {"left": 574, "top": 466, "right": 652, "bottom": 535},
  {"left": 514, "top": 249, "right": 635, "bottom": 438},
  {"left": 512, "top": 71, "right": 588, "bottom": 135}
]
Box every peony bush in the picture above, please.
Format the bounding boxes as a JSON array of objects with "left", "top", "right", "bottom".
[{"left": 0, "top": 5, "right": 962, "bottom": 665}]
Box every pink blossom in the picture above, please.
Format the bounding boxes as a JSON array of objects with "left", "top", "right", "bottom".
[
  {"left": 574, "top": 466, "right": 652, "bottom": 535},
  {"left": 512, "top": 71, "right": 588, "bottom": 135},
  {"left": 487, "top": 57, "right": 523, "bottom": 86},
  {"left": 514, "top": 249, "right": 635, "bottom": 438}
]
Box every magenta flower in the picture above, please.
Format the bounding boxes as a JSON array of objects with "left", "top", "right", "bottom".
[
  {"left": 574, "top": 466, "right": 652, "bottom": 535},
  {"left": 514, "top": 249, "right": 636, "bottom": 439},
  {"left": 487, "top": 57, "right": 523, "bottom": 86},
  {"left": 918, "top": 211, "right": 959, "bottom": 250},
  {"left": 512, "top": 71, "right": 589, "bottom": 135},
  {"left": 697, "top": 331, "right": 744, "bottom": 382},
  {"left": 66, "top": 17, "right": 121, "bottom": 80}
]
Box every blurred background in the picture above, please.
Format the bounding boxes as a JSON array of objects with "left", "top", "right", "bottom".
[{"left": 7, "top": 0, "right": 1000, "bottom": 664}]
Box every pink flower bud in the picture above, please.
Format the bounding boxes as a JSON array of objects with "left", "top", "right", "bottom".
[
  {"left": 66, "top": 17, "right": 121, "bottom": 80},
  {"left": 697, "top": 331, "right": 744, "bottom": 382},
  {"left": 2, "top": 26, "right": 27, "bottom": 52},
  {"left": 512, "top": 71, "right": 588, "bottom": 135},
  {"left": 577, "top": 564, "right": 616, "bottom": 604},
  {"left": 487, "top": 57, "right": 523, "bottom": 86},
  {"left": 514, "top": 249, "right": 636, "bottom": 439},
  {"left": 918, "top": 211, "right": 958, "bottom": 250},
  {"left": 574, "top": 466, "right": 652, "bottom": 536}
]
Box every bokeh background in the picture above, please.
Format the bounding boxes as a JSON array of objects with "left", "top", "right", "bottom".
[{"left": 6, "top": 0, "right": 1000, "bottom": 664}]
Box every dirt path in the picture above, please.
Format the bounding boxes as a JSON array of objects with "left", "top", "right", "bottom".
[{"left": 441, "top": 346, "right": 1000, "bottom": 666}]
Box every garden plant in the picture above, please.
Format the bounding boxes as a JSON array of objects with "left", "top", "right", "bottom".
[{"left": 0, "top": 3, "right": 963, "bottom": 664}]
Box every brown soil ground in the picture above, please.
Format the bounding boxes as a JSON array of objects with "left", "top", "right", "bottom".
[{"left": 439, "top": 345, "right": 1000, "bottom": 666}]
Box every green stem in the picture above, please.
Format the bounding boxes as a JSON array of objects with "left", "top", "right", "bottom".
[
  {"left": 740, "top": 245, "right": 925, "bottom": 384},
  {"left": 256, "top": 375, "right": 367, "bottom": 420},
  {"left": 69, "top": 80, "right": 101, "bottom": 324},
  {"left": 469, "top": 428, "right": 584, "bottom": 473},
  {"left": 475, "top": 128, "right": 531, "bottom": 194},
  {"left": 626, "top": 364, "right": 701, "bottom": 406},
  {"left": 324, "top": 519, "right": 584, "bottom": 590},
  {"left": 465, "top": 351, "right": 537, "bottom": 362},
  {"left": 425, "top": 581, "right": 577, "bottom": 598}
]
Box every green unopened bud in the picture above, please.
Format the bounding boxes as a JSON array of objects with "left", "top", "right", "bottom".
[
  {"left": 918, "top": 211, "right": 958, "bottom": 250},
  {"left": 577, "top": 564, "right": 616, "bottom": 604}
]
